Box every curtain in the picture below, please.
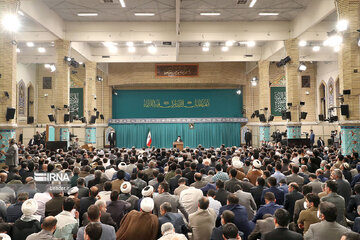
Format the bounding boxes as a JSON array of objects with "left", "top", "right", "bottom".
[{"left": 110, "top": 122, "right": 241, "bottom": 148}]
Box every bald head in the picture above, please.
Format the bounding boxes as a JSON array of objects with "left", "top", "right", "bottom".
[
  {"left": 42, "top": 216, "right": 57, "bottom": 232},
  {"left": 194, "top": 173, "right": 202, "bottom": 182},
  {"left": 0, "top": 173, "right": 7, "bottom": 182},
  {"left": 90, "top": 186, "right": 99, "bottom": 197}
]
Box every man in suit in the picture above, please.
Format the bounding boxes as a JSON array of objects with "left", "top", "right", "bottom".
[
  {"left": 188, "top": 197, "right": 217, "bottom": 240},
  {"left": 190, "top": 173, "right": 207, "bottom": 189},
  {"left": 153, "top": 182, "right": 188, "bottom": 221},
  {"left": 217, "top": 194, "right": 252, "bottom": 240},
  {"left": 309, "top": 130, "right": 315, "bottom": 149},
  {"left": 0, "top": 139, "right": 18, "bottom": 170},
  {"left": 293, "top": 185, "right": 312, "bottom": 225},
  {"left": 261, "top": 177, "right": 284, "bottom": 205},
  {"left": 82, "top": 200, "right": 116, "bottom": 229},
  {"left": 225, "top": 169, "right": 242, "bottom": 193},
  {"left": 79, "top": 186, "right": 99, "bottom": 224},
  {"left": 248, "top": 214, "right": 275, "bottom": 240},
  {"left": 284, "top": 183, "right": 303, "bottom": 221},
  {"left": 169, "top": 169, "right": 182, "bottom": 194},
  {"left": 253, "top": 192, "right": 283, "bottom": 223},
  {"left": 304, "top": 202, "right": 351, "bottom": 240},
  {"left": 245, "top": 129, "right": 252, "bottom": 146},
  {"left": 317, "top": 137, "right": 325, "bottom": 148},
  {"left": 108, "top": 130, "right": 116, "bottom": 150},
  {"left": 321, "top": 180, "right": 347, "bottom": 226},
  {"left": 158, "top": 202, "right": 188, "bottom": 237},
  {"left": 234, "top": 184, "right": 257, "bottom": 220},
  {"left": 77, "top": 205, "right": 116, "bottom": 240},
  {"left": 332, "top": 169, "right": 352, "bottom": 206},
  {"left": 250, "top": 177, "right": 267, "bottom": 209},
  {"left": 45, "top": 191, "right": 65, "bottom": 217},
  {"left": 77, "top": 178, "right": 90, "bottom": 199},
  {"left": 285, "top": 166, "right": 304, "bottom": 188},
  {"left": 211, "top": 210, "right": 236, "bottom": 240},
  {"left": 215, "top": 180, "right": 230, "bottom": 206},
  {"left": 347, "top": 184, "right": 360, "bottom": 221},
  {"left": 262, "top": 208, "right": 302, "bottom": 240},
  {"left": 307, "top": 174, "right": 323, "bottom": 194}
]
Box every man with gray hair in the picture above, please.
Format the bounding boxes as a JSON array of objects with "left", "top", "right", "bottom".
[
  {"left": 331, "top": 169, "right": 351, "bottom": 205},
  {"left": 158, "top": 202, "right": 188, "bottom": 237},
  {"left": 82, "top": 200, "right": 116, "bottom": 229},
  {"left": 158, "top": 222, "right": 187, "bottom": 240}
]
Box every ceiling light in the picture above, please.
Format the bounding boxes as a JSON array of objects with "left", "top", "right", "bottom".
[
  {"left": 120, "top": 0, "right": 126, "bottom": 8},
  {"left": 312, "top": 46, "right": 320, "bottom": 52},
  {"left": 38, "top": 47, "right": 46, "bottom": 53},
  {"left": 225, "top": 40, "right": 234, "bottom": 47},
  {"left": 336, "top": 19, "right": 348, "bottom": 32},
  {"left": 298, "top": 63, "right": 307, "bottom": 72},
  {"left": 144, "top": 41, "right": 152, "bottom": 44},
  {"left": 77, "top": 13, "right": 98, "bottom": 17},
  {"left": 200, "top": 12, "right": 221, "bottom": 16},
  {"left": 128, "top": 46, "right": 136, "bottom": 53},
  {"left": 334, "top": 46, "right": 341, "bottom": 52},
  {"left": 324, "top": 35, "right": 343, "bottom": 47},
  {"left": 102, "top": 41, "right": 116, "bottom": 47},
  {"left": 16, "top": 48, "right": 20, "bottom": 53},
  {"left": 44, "top": 64, "right": 50, "bottom": 68},
  {"left": 221, "top": 46, "right": 229, "bottom": 52},
  {"left": 17, "top": 11, "right": 24, "bottom": 16},
  {"left": 249, "top": 0, "right": 257, "bottom": 7},
  {"left": 259, "top": 12, "right": 279, "bottom": 16},
  {"left": 134, "top": 13, "right": 155, "bottom": 16},
  {"left": 108, "top": 46, "right": 118, "bottom": 53},
  {"left": 50, "top": 64, "right": 56, "bottom": 72},
  {"left": 203, "top": 42, "right": 210, "bottom": 47},
  {"left": 126, "top": 41, "right": 134, "bottom": 47},
  {"left": 202, "top": 46, "right": 210, "bottom": 52},
  {"left": 148, "top": 45, "right": 157, "bottom": 54},
  {"left": 299, "top": 40, "right": 307, "bottom": 47},
  {"left": 247, "top": 41, "right": 256, "bottom": 47},
  {"left": 2, "top": 14, "right": 20, "bottom": 32},
  {"left": 26, "top": 42, "right": 34, "bottom": 47},
  {"left": 358, "top": 38, "right": 360, "bottom": 47}
]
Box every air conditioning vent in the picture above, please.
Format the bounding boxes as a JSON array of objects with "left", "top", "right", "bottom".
[
  {"left": 100, "top": 0, "right": 119, "bottom": 3},
  {"left": 236, "top": 0, "right": 248, "bottom": 4},
  {"left": 244, "top": 54, "right": 253, "bottom": 58},
  {"left": 102, "top": 56, "right": 110, "bottom": 58}
]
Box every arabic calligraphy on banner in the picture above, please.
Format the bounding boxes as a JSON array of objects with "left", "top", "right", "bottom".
[
  {"left": 156, "top": 64, "right": 199, "bottom": 77},
  {"left": 144, "top": 99, "right": 210, "bottom": 108}
]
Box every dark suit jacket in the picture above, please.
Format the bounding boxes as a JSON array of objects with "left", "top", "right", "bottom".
[
  {"left": 169, "top": 175, "right": 181, "bottom": 194},
  {"left": 250, "top": 186, "right": 267, "bottom": 209},
  {"left": 158, "top": 212, "right": 187, "bottom": 236},
  {"left": 215, "top": 188, "right": 230, "bottom": 206},
  {"left": 336, "top": 178, "right": 352, "bottom": 206},
  {"left": 107, "top": 200, "right": 131, "bottom": 227},
  {"left": 225, "top": 178, "right": 242, "bottom": 193},
  {"left": 185, "top": 170, "right": 197, "bottom": 185},
  {"left": 347, "top": 194, "right": 360, "bottom": 221},
  {"left": 261, "top": 186, "right": 284, "bottom": 205},
  {"left": 79, "top": 196, "right": 96, "bottom": 223},
  {"left": 77, "top": 186, "right": 90, "bottom": 199},
  {"left": 284, "top": 190, "right": 303, "bottom": 221},
  {"left": 262, "top": 227, "right": 302, "bottom": 240},
  {"left": 45, "top": 196, "right": 65, "bottom": 217},
  {"left": 82, "top": 210, "right": 117, "bottom": 229}
]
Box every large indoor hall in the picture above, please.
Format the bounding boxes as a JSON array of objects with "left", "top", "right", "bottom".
[{"left": 0, "top": 0, "right": 360, "bottom": 239}]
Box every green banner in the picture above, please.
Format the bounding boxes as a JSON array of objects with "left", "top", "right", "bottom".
[
  {"left": 271, "top": 87, "right": 286, "bottom": 116},
  {"left": 70, "top": 88, "right": 84, "bottom": 118},
  {"left": 112, "top": 89, "right": 243, "bottom": 119}
]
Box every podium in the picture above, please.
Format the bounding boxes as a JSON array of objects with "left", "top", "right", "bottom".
[{"left": 173, "top": 142, "right": 184, "bottom": 151}]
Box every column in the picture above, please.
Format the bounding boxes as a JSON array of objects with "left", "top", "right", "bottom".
[
  {"left": 336, "top": 0, "right": 360, "bottom": 155},
  {"left": 258, "top": 61, "right": 271, "bottom": 144},
  {"left": 284, "top": 39, "right": 301, "bottom": 139},
  {"left": 0, "top": 0, "right": 17, "bottom": 160},
  {"left": 85, "top": 62, "right": 97, "bottom": 121}
]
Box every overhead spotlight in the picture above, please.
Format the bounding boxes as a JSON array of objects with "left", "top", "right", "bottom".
[
  {"left": 300, "top": 101, "right": 305, "bottom": 106},
  {"left": 26, "top": 42, "right": 34, "bottom": 47},
  {"left": 300, "top": 112, "right": 308, "bottom": 120},
  {"left": 2, "top": 14, "right": 20, "bottom": 32},
  {"left": 202, "top": 46, "right": 210, "bottom": 52},
  {"left": 225, "top": 40, "right": 234, "bottom": 47},
  {"left": 251, "top": 77, "right": 258, "bottom": 87},
  {"left": 51, "top": 105, "right": 55, "bottom": 109},
  {"left": 50, "top": 64, "right": 56, "bottom": 72},
  {"left": 203, "top": 42, "right": 210, "bottom": 47},
  {"left": 336, "top": 19, "right": 349, "bottom": 32},
  {"left": 287, "top": 102, "right": 292, "bottom": 107},
  {"left": 38, "top": 47, "right": 46, "bottom": 53},
  {"left": 100, "top": 114, "right": 104, "bottom": 120},
  {"left": 64, "top": 56, "right": 72, "bottom": 62},
  {"left": 312, "top": 46, "right": 320, "bottom": 52},
  {"left": 44, "top": 64, "right": 50, "bottom": 68},
  {"left": 251, "top": 113, "right": 256, "bottom": 119},
  {"left": 112, "top": 89, "right": 118, "bottom": 95},
  {"left": 236, "top": 89, "right": 241, "bottom": 95},
  {"left": 148, "top": 45, "right": 157, "bottom": 54},
  {"left": 128, "top": 46, "right": 136, "bottom": 53},
  {"left": 221, "top": 46, "right": 229, "bottom": 52},
  {"left": 126, "top": 41, "right": 134, "bottom": 47},
  {"left": 108, "top": 46, "right": 118, "bottom": 53},
  {"left": 323, "top": 35, "right": 343, "bottom": 47},
  {"left": 247, "top": 41, "right": 256, "bottom": 47},
  {"left": 299, "top": 40, "right": 307, "bottom": 47},
  {"left": 78, "top": 61, "right": 83, "bottom": 65},
  {"left": 120, "top": 0, "right": 126, "bottom": 7},
  {"left": 96, "top": 76, "right": 103, "bottom": 82},
  {"left": 298, "top": 63, "right": 307, "bottom": 72},
  {"left": 16, "top": 48, "right": 20, "bottom": 53},
  {"left": 334, "top": 46, "right": 341, "bottom": 52},
  {"left": 4, "top": 91, "right": 9, "bottom": 98}
]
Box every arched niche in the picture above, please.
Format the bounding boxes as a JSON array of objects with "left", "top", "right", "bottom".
[{"left": 319, "top": 81, "right": 327, "bottom": 119}]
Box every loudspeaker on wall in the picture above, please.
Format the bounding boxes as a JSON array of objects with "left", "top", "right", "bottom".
[{"left": 6, "top": 108, "right": 16, "bottom": 121}]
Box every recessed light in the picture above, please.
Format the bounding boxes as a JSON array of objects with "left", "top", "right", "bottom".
[
  {"left": 26, "top": 42, "right": 34, "bottom": 47},
  {"left": 249, "top": 0, "right": 257, "bottom": 8},
  {"left": 38, "top": 47, "right": 46, "bottom": 53},
  {"left": 299, "top": 40, "right": 307, "bottom": 47},
  {"left": 128, "top": 46, "right": 136, "bottom": 53},
  {"left": 126, "top": 41, "right": 134, "bottom": 47},
  {"left": 221, "top": 46, "right": 229, "bottom": 52},
  {"left": 77, "top": 13, "right": 98, "bottom": 17},
  {"left": 312, "top": 46, "right": 320, "bottom": 52},
  {"left": 202, "top": 47, "right": 209, "bottom": 52},
  {"left": 144, "top": 41, "right": 152, "bottom": 44},
  {"left": 108, "top": 46, "right": 118, "bottom": 53},
  {"left": 148, "top": 45, "right": 157, "bottom": 54},
  {"left": 200, "top": 12, "right": 221, "bottom": 16},
  {"left": 134, "top": 13, "right": 155, "bottom": 16},
  {"left": 17, "top": 11, "right": 24, "bottom": 16},
  {"left": 16, "top": 48, "right": 20, "bottom": 53},
  {"left": 336, "top": 19, "right": 348, "bottom": 32},
  {"left": 102, "top": 42, "right": 116, "bottom": 47},
  {"left": 247, "top": 41, "right": 256, "bottom": 47},
  {"left": 120, "top": 0, "right": 126, "bottom": 8},
  {"left": 259, "top": 12, "right": 279, "bottom": 16},
  {"left": 225, "top": 40, "right": 235, "bottom": 47},
  {"left": 203, "top": 42, "right": 210, "bottom": 47}
]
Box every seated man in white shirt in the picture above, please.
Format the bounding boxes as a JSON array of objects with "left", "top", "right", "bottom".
[{"left": 207, "top": 189, "right": 221, "bottom": 216}]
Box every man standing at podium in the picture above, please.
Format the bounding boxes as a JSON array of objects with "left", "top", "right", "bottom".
[
  {"left": 108, "top": 129, "right": 116, "bottom": 150},
  {"left": 176, "top": 136, "right": 183, "bottom": 142}
]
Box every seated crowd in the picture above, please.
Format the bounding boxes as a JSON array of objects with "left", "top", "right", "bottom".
[{"left": 0, "top": 142, "right": 360, "bottom": 240}]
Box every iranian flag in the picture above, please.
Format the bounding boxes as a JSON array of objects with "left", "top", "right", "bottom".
[{"left": 146, "top": 130, "right": 152, "bottom": 147}]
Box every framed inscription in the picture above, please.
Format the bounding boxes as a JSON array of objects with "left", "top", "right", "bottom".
[
  {"left": 156, "top": 64, "right": 199, "bottom": 77},
  {"left": 301, "top": 76, "right": 310, "bottom": 88},
  {"left": 43, "top": 77, "right": 52, "bottom": 89}
]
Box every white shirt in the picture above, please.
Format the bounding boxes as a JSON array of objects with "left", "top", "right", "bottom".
[
  {"left": 208, "top": 197, "right": 222, "bottom": 216},
  {"left": 98, "top": 191, "right": 111, "bottom": 203},
  {"left": 179, "top": 187, "right": 203, "bottom": 215},
  {"left": 33, "top": 192, "right": 52, "bottom": 218}
]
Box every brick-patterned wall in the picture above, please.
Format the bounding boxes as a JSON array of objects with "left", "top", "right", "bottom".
[
  {"left": 36, "top": 65, "right": 55, "bottom": 124},
  {"left": 85, "top": 62, "right": 96, "bottom": 120},
  {"left": 96, "top": 69, "right": 112, "bottom": 122},
  {"left": 245, "top": 67, "right": 259, "bottom": 122},
  {"left": 258, "top": 61, "right": 270, "bottom": 111}
]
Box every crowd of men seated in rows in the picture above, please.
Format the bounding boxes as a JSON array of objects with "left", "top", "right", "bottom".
[{"left": 0, "top": 141, "right": 360, "bottom": 240}]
